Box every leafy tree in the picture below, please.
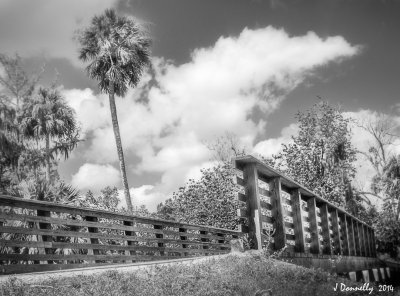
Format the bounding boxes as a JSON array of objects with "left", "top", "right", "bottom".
[
  {"left": 205, "top": 132, "right": 247, "bottom": 163},
  {"left": 0, "top": 101, "right": 21, "bottom": 191},
  {"left": 0, "top": 53, "right": 41, "bottom": 192},
  {"left": 356, "top": 112, "right": 400, "bottom": 202},
  {"left": 374, "top": 201, "right": 400, "bottom": 258},
  {"left": 355, "top": 113, "right": 400, "bottom": 257},
  {"left": 21, "top": 87, "right": 80, "bottom": 183},
  {"left": 266, "top": 101, "right": 357, "bottom": 208},
  {"left": 373, "top": 159, "right": 400, "bottom": 257},
  {"left": 157, "top": 133, "right": 247, "bottom": 229},
  {"left": 372, "top": 155, "right": 400, "bottom": 220},
  {"left": 157, "top": 162, "right": 241, "bottom": 230},
  {"left": 79, "top": 187, "right": 120, "bottom": 211},
  {"left": 77, "top": 9, "right": 151, "bottom": 212},
  {"left": 0, "top": 53, "right": 41, "bottom": 113},
  {"left": 1, "top": 53, "right": 80, "bottom": 198}
]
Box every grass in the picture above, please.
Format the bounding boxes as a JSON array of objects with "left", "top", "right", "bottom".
[{"left": 0, "top": 251, "right": 397, "bottom": 296}]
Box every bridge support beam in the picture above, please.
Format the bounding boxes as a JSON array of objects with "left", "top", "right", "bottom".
[
  {"left": 372, "top": 269, "right": 379, "bottom": 281},
  {"left": 380, "top": 268, "right": 386, "bottom": 281},
  {"left": 307, "top": 197, "right": 320, "bottom": 254},
  {"left": 292, "top": 189, "right": 305, "bottom": 253},
  {"left": 243, "top": 163, "right": 263, "bottom": 250},
  {"left": 362, "top": 270, "right": 370, "bottom": 282},
  {"left": 330, "top": 209, "right": 341, "bottom": 255},
  {"left": 271, "top": 177, "right": 286, "bottom": 250},
  {"left": 320, "top": 204, "right": 332, "bottom": 255},
  {"left": 348, "top": 271, "right": 357, "bottom": 281},
  {"left": 386, "top": 267, "right": 391, "bottom": 279}
]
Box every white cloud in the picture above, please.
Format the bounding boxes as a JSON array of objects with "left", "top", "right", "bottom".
[
  {"left": 0, "top": 0, "right": 118, "bottom": 65},
  {"left": 71, "top": 163, "right": 120, "bottom": 192},
  {"left": 65, "top": 26, "right": 359, "bottom": 209},
  {"left": 253, "top": 123, "right": 299, "bottom": 157},
  {"left": 62, "top": 88, "right": 109, "bottom": 134},
  {"left": 122, "top": 185, "right": 166, "bottom": 212}
]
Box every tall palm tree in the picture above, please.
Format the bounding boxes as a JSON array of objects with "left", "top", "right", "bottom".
[
  {"left": 22, "top": 87, "right": 78, "bottom": 184},
  {"left": 77, "top": 9, "right": 151, "bottom": 211}
]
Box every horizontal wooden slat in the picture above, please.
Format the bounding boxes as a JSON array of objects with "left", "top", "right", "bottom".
[
  {"left": 0, "top": 262, "right": 135, "bottom": 275},
  {"left": 0, "top": 254, "right": 187, "bottom": 262},
  {"left": 259, "top": 201, "right": 272, "bottom": 209},
  {"left": 0, "top": 240, "right": 228, "bottom": 254},
  {"left": 237, "top": 193, "right": 247, "bottom": 202},
  {"left": 237, "top": 208, "right": 248, "bottom": 218},
  {"left": 259, "top": 188, "right": 272, "bottom": 196},
  {"left": 0, "top": 213, "right": 230, "bottom": 242},
  {"left": 236, "top": 176, "right": 245, "bottom": 186},
  {"left": 260, "top": 215, "right": 273, "bottom": 223},
  {"left": 0, "top": 195, "right": 241, "bottom": 235},
  {"left": 0, "top": 227, "right": 230, "bottom": 247}
]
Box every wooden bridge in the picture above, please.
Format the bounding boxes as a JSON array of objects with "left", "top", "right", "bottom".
[
  {"left": 234, "top": 155, "right": 393, "bottom": 283},
  {"left": 0, "top": 155, "right": 396, "bottom": 283}
]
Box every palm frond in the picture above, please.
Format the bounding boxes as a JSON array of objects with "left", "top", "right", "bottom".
[{"left": 77, "top": 8, "right": 151, "bottom": 97}]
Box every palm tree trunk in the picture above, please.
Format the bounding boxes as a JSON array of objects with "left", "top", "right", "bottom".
[
  {"left": 108, "top": 82, "right": 133, "bottom": 212},
  {"left": 45, "top": 133, "right": 51, "bottom": 183}
]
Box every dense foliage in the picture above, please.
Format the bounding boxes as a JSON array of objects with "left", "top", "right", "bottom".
[
  {"left": 0, "top": 54, "right": 80, "bottom": 198},
  {"left": 371, "top": 155, "right": 400, "bottom": 256},
  {"left": 157, "top": 163, "right": 241, "bottom": 230},
  {"left": 266, "top": 101, "right": 358, "bottom": 209}
]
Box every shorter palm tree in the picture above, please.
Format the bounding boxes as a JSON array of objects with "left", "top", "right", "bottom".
[{"left": 22, "top": 87, "right": 79, "bottom": 184}]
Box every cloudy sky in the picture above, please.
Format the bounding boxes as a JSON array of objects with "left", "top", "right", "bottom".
[{"left": 1, "top": 0, "right": 399, "bottom": 211}]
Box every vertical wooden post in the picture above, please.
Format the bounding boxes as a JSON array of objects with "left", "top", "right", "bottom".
[
  {"left": 362, "top": 224, "right": 368, "bottom": 257},
  {"left": 154, "top": 225, "right": 164, "bottom": 256},
  {"left": 371, "top": 229, "right": 377, "bottom": 257},
  {"left": 292, "top": 189, "right": 305, "bottom": 253},
  {"left": 320, "top": 204, "right": 332, "bottom": 255},
  {"left": 365, "top": 225, "right": 371, "bottom": 257},
  {"left": 360, "top": 224, "right": 367, "bottom": 257},
  {"left": 346, "top": 216, "right": 355, "bottom": 256},
  {"left": 179, "top": 228, "right": 188, "bottom": 257},
  {"left": 353, "top": 220, "right": 360, "bottom": 256},
  {"left": 123, "top": 220, "right": 136, "bottom": 263},
  {"left": 359, "top": 223, "right": 365, "bottom": 257},
  {"left": 36, "top": 210, "right": 53, "bottom": 264},
  {"left": 341, "top": 214, "right": 350, "bottom": 256},
  {"left": 271, "top": 177, "right": 286, "bottom": 250},
  {"left": 200, "top": 230, "right": 209, "bottom": 255},
  {"left": 330, "top": 209, "right": 342, "bottom": 255},
  {"left": 243, "top": 163, "right": 263, "bottom": 250},
  {"left": 85, "top": 216, "right": 99, "bottom": 263},
  {"left": 352, "top": 220, "right": 357, "bottom": 256},
  {"left": 307, "top": 197, "right": 320, "bottom": 254},
  {"left": 356, "top": 222, "right": 364, "bottom": 256}
]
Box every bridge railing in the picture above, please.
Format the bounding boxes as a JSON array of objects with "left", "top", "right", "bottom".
[
  {"left": 0, "top": 195, "right": 241, "bottom": 275},
  {"left": 0, "top": 155, "right": 377, "bottom": 275},
  {"left": 234, "top": 155, "right": 376, "bottom": 258}
]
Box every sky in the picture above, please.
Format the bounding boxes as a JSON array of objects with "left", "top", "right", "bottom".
[{"left": 1, "top": 0, "right": 400, "bottom": 211}]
